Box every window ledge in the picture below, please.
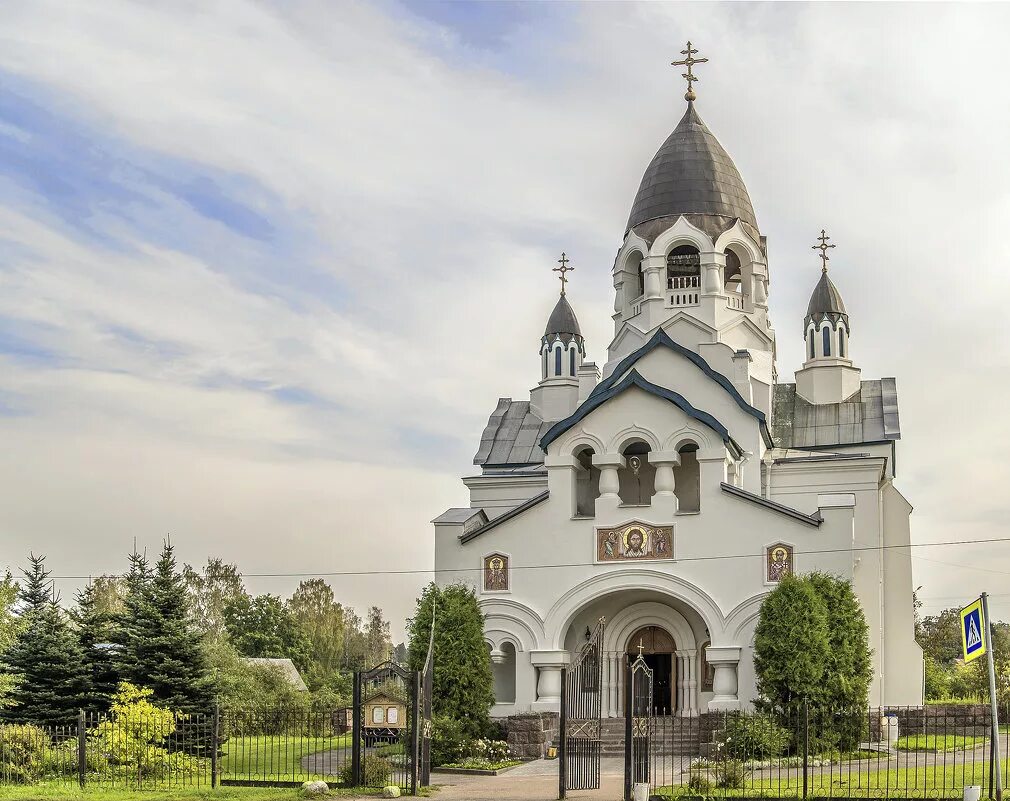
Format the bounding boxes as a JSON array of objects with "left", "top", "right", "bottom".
[
  {"left": 676, "top": 510, "right": 701, "bottom": 516},
  {"left": 571, "top": 515, "right": 595, "bottom": 520}
]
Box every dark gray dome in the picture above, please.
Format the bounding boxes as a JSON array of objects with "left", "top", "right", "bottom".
[
  {"left": 806, "top": 270, "right": 847, "bottom": 317},
  {"left": 545, "top": 294, "right": 581, "bottom": 337},
  {"left": 626, "top": 103, "right": 758, "bottom": 234}
]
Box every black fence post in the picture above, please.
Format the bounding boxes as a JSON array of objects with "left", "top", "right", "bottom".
[
  {"left": 560, "top": 666, "right": 569, "bottom": 800},
  {"left": 410, "top": 671, "right": 420, "bottom": 796},
  {"left": 802, "top": 700, "right": 809, "bottom": 801},
  {"left": 77, "top": 709, "right": 86, "bottom": 789},
  {"left": 351, "top": 671, "right": 362, "bottom": 787},
  {"left": 211, "top": 704, "right": 220, "bottom": 789},
  {"left": 624, "top": 659, "right": 632, "bottom": 801}
]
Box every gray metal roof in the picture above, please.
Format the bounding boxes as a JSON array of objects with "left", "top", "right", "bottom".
[
  {"left": 431, "top": 508, "right": 488, "bottom": 525},
  {"left": 473, "top": 399, "right": 551, "bottom": 467},
  {"left": 806, "top": 270, "right": 847, "bottom": 318},
  {"left": 545, "top": 293, "right": 581, "bottom": 337},
  {"left": 771, "top": 379, "right": 901, "bottom": 448},
  {"left": 242, "top": 658, "right": 308, "bottom": 691},
  {"left": 626, "top": 102, "right": 758, "bottom": 234}
]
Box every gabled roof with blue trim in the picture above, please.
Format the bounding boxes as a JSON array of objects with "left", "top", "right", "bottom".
[
  {"left": 589, "top": 330, "right": 773, "bottom": 448},
  {"left": 540, "top": 369, "right": 743, "bottom": 457}
]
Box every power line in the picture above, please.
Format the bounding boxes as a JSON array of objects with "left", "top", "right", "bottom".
[{"left": 30, "top": 533, "right": 1010, "bottom": 581}]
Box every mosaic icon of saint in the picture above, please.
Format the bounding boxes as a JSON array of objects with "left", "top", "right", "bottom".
[
  {"left": 624, "top": 527, "right": 648, "bottom": 558},
  {"left": 604, "top": 531, "right": 619, "bottom": 559},
  {"left": 768, "top": 546, "right": 792, "bottom": 582},
  {"left": 485, "top": 555, "right": 508, "bottom": 591},
  {"left": 654, "top": 531, "right": 668, "bottom": 556}
]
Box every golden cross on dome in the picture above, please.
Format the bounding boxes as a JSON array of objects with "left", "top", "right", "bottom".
[
  {"left": 553, "top": 251, "right": 574, "bottom": 295},
  {"left": 812, "top": 229, "right": 836, "bottom": 272},
  {"left": 672, "top": 41, "right": 708, "bottom": 102}
]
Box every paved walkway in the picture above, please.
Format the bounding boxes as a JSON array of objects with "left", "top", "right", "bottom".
[{"left": 431, "top": 758, "right": 625, "bottom": 801}]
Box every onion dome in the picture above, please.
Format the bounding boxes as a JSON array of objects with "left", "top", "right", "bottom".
[
  {"left": 544, "top": 293, "right": 583, "bottom": 348},
  {"left": 806, "top": 270, "right": 847, "bottom": 318},
  {"left": 626, "top": 103, "right": 758, "bottom": 240}
]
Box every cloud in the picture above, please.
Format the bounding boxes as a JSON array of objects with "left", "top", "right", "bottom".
[{"left": 0, "top": 0, "right": 1009, "bottom": 633}]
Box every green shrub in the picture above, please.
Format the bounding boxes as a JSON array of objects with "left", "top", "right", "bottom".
[
  {"left": 713, "top": 759, "right": 747, "bottom": 789},
  {"left": 0, "top": 723, "right": 49, "bottom": 783},
  {"left": 686, "top": 770, "right": 713, "bottom": 795},
  {"left": 716, "top": 713, "right": 789, "bottom": 760},
  {"left": 431, "top": 715, "right": 466, "bottom": 767},
  {"left": 339, "top": 754, "right": 391, "bottom": 787}
]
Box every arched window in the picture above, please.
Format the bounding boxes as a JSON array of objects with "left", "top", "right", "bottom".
[
  {"left": 667, "top": 245, "right": 701, "bottom": 290},
  {"left": 673, "top": 443, "right": 700, "bottom": 512},
  {"left": 618, "top": 441, "right": 655, "bottom": 505},
  {"left": 637, "top": 262, "right": 646, "bottom": 297},
  {"left": 808, "top": 331, "right": 815, "bottom": 360},
  {"left": 625, "top": 251, "right": 644, "bottom": 301},
  {"left": 542, "top": 349, "right": 547, "bottom": 380},
  {"left": 555, "top": 346, "right": 562, "bottom": 376},
  {"left": 491, "top": 641, "right": 517, "bottom": 704},
  {"left": 570, "top": 347, "right": 576, "bottom": 376},
  {"left": 822, "top": 326, "right": 831, "bottom": 358},
  {"left": 839, "top": 328, "right": 846, "bottom": 358},
  {"left": 724, "top": 248, "right": 742, "bottom": 293},
  {"left": 574, "top": 447, "right": 601, "bottom": 517}
]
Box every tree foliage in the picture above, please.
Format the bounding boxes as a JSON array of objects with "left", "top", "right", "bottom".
[
  {"left": 406, "top": 582, "right": 493, "bottom": 738},
  {"left": 72, "top": 581, "right": 122, "bottom": 712},
  {"left": 1, "top": 555, "right": 86, "bottom": 725},
  {"left": 754, "top": 574, "right": 830, "bottom": 709},
  {"left": 183, "top": 559, "right": 246, "bottom": 641},
  {"left": 223, "top": 593, "right": 310, "bottom": 668}
]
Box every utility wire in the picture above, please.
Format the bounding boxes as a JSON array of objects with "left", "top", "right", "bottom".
[{"left": 32, "top": 534, "right": 1010, "bottom": 580}]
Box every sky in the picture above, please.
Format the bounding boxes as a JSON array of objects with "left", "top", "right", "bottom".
[{"left": 0, "top": 1, "right": 1009, "bottom": 640}]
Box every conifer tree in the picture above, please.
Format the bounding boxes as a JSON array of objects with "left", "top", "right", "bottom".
[
  {"left": 113, "top": 549, "right": 154, "bottom": 686},
  {"left": 72, "top": 581, "right": 123, "bottom": 713},
  {"left": 1, "top": 555, "right": 87, "bottom": 725},
  {"left": 138, "top": 542, "right": 213, "bottom": 712}
]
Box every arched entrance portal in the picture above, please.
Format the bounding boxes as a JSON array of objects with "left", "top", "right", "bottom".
[{"left": 626, "top": 625, "right": 675, "bottom": 715}]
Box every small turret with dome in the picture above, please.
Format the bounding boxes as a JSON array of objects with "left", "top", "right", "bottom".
[
  {"left": 530, "top": 253, "right": 596, "bottom": 421},
  {"left": 794, "top": 230, "right": 861, "bottom": 404}
]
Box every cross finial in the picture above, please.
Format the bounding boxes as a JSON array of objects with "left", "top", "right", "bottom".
[
  {"left": 671, "top": 41, "right": 708, "bottom": 103},
  {"left": 553, "top": 251, "right": 574, "bottom": 295},
  {"left": 637, "top": 638, "right": 645, "bottom": 658},
  {"left": 812, "top": 229, "right": 836, "bottom": 272}
]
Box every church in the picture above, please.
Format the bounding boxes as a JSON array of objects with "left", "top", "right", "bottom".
[{"left": 432, "top": 46, "right": 923, "bottom": 718}]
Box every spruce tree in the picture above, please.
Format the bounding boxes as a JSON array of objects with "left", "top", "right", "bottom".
[
  {"left": 2, "top": 555, "right": 87, "bottom": 725},
  {"left": 72, "top": 581, "right": 123, "bottom": 713},
  {"left": 139, "top": 543, "right": 213, "bottom": 712},
  {"left": 113, "top": 549, "right": 154, "bottom": 686}
]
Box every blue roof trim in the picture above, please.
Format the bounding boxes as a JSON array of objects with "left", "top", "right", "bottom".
[
  {"left": 540, "top": 370, "right": 741, "bottom": 455},
  {"left": 591, "top": 330, "right": 773, "bottom": 447}
]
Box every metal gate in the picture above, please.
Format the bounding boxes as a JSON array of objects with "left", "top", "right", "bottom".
[
  {"left": 624, "top": 648, "right": 654, "bottom": 801},
  {"left": 351, "top": 661, "right": 421, "bottom": 793},
  {"left": 559, "top": 617, "right": 604, "bottom": 797}
]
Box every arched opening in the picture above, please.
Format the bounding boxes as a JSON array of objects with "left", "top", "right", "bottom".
[
  {"left": 673, "top": 444, "right": 700, "bottom": 512},
  {"left": 667, "top": 245, "right": 701, "bottom": 291},
  {"left": 554, "top": 345, "right": 563, "bottom": 376},
  {"left": 626, "top": 625, "right": 676, "bottom": 715},
  {"left": 808, "top": 329, "right": 815, "bottom": 361},
  {"left": 839, "top": 326, "right": 847, "bottom": 358},
  {"left": 542, "top": 347, "right": 548, "bottom": 380},
  {"left": 491, "top": 641, "right": 516, "bottom": 704},
  {"left": 822, "top": 325, "right": 832, "bottom": 358},
  {"left": 625, "top": 251, "right": 645, "bottom": 300},
  {"left": 723, "top": 248, "right": 742, "bottom": 294},
  {"left": 569, "top": 345, "right": 577, "bottom": 377},
  {"left": 618, "top": 441, "right": 655, "bottom": 505},
  {"left": 574, "top": 447, "right": 601, "bottom": 518}
]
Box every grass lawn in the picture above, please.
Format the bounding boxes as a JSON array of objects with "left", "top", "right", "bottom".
[
  {"left": 0, "top": 786, "right": 369, "bottom": 800},
  {"left": 895, "top": 734, "right": 987, "bottom": 752},
  {"left": 656, "top": 757, "right": 1007, "bottom": 798},
  {"left": 221, "top": 735, "right": 352, "bottom": 782}
]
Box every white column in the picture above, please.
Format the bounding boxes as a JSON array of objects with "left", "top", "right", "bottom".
[
  {"left": 616, "top": 655, "right": 625, "bottom": 717},
  {"left": 601, "top": 652, "right": 611, "bottom": 718},
  {"left": 686, "top": 649, "right": 699, "bottom": 717},
  {"left": 674, "top": 652, "right": 685, "bottom": 715},
  {"left": 707, "top": 646, "right": 742, "bottom": 712},
  {"left": 609, "top": 654, "right": 620, "bottom": 717},
  {"left": 594, "top": 454, "right": 624, "bottom": 499},
  {"left": 649, "top": 451, "right": 681, "bottom": 498},
  {"left": 530, "top": 650, "right": 570, "bottom": 712}
]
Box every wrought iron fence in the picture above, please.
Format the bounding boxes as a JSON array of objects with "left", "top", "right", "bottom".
[
  {"left": 629, "top": 703, "right": 1010, "bottom": 799},
  {"left": 0, "top": 702, "right": 419, "bottom": 792}
]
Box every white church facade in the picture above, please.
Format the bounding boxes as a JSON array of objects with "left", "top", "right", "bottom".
[{"left": 432, "top": 55, "right": 923, "bottom": 718}]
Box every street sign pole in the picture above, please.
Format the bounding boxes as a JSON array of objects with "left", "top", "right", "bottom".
[{"left": 983, "top": 592, "right": 1002, "bottom": 801}]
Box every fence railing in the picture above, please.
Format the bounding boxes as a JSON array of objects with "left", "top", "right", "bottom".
[
  {"left": 0, "top": 706, "right": 414, "bottom": 792},
  {"left": 634, "top": 704, "right": 1009, "bottom": 799}
]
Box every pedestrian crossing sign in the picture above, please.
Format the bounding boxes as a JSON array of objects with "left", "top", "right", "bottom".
[{"left": 960, "top": 598, "right": 987, "bottom": 663}]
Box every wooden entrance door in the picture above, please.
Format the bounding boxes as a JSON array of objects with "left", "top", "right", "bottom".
[{"left": 626, "top": 625, "right": 676, "bottom": 715}]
